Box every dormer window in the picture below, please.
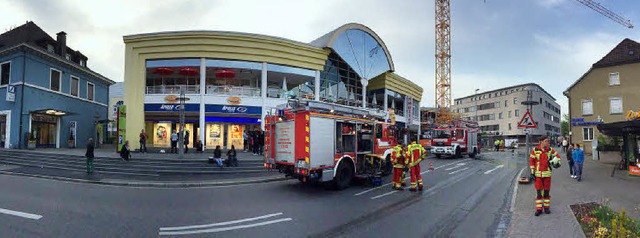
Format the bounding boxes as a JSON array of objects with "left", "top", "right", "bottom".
[
  {"left": 65, "top": 54, "right": 71, "bottom": 60},
  {"left": 80, "top": 60, "right": 85, "bottom": 67},
  {"left": 47, "top": 44, "right": 54, "bottom": 53}
]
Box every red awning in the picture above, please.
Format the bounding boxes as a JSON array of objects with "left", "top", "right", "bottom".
[{"left": 179, "top": 67, "right": 199, "bottom": 77}]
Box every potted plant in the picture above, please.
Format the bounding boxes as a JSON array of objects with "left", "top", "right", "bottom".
[
  {"left": 27, "top": 131, "right": 36, "bottom": 149},
  {"left": 67, "top": 132, "right": 75, "bottom": 148}
]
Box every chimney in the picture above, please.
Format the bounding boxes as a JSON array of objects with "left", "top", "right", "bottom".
[{"left": 56, "top": 31, "right": 66, "bottom": 57}]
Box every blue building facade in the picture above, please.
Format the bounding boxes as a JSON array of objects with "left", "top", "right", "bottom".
[{"left": 0, "top": 22, "right": 114, "bottom": 148}]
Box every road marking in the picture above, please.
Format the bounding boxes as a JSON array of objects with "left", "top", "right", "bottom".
[
  {"left": 445, "top": 163, "right": 466, "bottom": 171},
  {"left": 370, "top": 191, "right": 397, "bottom": 200},
  {"left": 510, "top": 168, "right": 525, "bottom": 213},
  {"left": 484, "top": 164, "right": 505, "bottom": 174},
  {"left": 159, "top": 218, "right": 292, "bottom": 236},
  {"left": 160, "top": 212, "right": 283, "bottom": 231},
  {"left": 448, "top": 167, "right": 468, "bottom": 175},
  {"left": 0, "top": 208, "right": 42, "bottom": 220},
  {"left": 354, "top": 159, "right": 470, "bottom": 196}
]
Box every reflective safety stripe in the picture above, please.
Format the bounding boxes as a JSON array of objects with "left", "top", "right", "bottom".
[{"left": 534, "top": 171, "right": 552, "bottom": 177}]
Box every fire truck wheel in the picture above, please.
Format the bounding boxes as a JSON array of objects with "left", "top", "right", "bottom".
[
  {"left": 469, "top": 148, "right": 477, "bottom": 159},
  {"left": 436, "top": 154, "right": 441, "bottom": 159},
  {"left": 381, "top": 155, "right": 392, "bottom": 176},
  {"left": 333, "top": 162, "right": 354, "bottom": 190}
]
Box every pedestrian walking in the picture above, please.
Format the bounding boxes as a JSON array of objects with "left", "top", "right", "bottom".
[
  {"left": 120, "top": 140, "right": 131, "bottom": 161},
  {"left": 562, "top": 138, "right": 568, "bottom": 152},
  {"left": 226, "top": 145, "right": 238, "bottom": 167},
  {"left": 170, "top": 130, "right": 178, "bottom": 153},
  {"left": 139, "top": 129, "right": 147, "bottom": 153},
  {"left": 572, "top": 144, "right": 584, "bottom": 181},
  {"left": 406, "top": 140, "right": 426, "bottom": 192},
  {"left": 184, "top": 130, "right": 190, "bottom": 154},
  {"left": 495, "top": 139, "right": 500, "bottom": 152},
  {"left": 85, "top": 138, "right": 95, "bottom": 174},
  {"left": 258, "top": 130, "right": 264, "bottom": 155},
  {"left": 529, "top": 136, "right": 561, "bottom": 216},
  {"left": 566, "top": 144, "right": 575, "bottom": 178}
]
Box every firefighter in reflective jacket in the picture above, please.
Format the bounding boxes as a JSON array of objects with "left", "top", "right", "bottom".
[
  {"left": 530, "top": 136, "right": 561, "bottom": 216},
  {"left": 406, "top": 140, "right": 427, "bottom": 191},
  {"left": 391, "top": 144, "right": 406, "bottom": 190}
]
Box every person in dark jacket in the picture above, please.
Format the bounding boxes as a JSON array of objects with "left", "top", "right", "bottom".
[
  {"left": 566, "top": 144, "right": 574, "bottom": 178},
  {"left": 85, "top": 138, "right": 95, "bottom": 174},
  {"left": 184, "top": 130, "right": 190, "bottom": 154},
  {"left": 120, "top": 140, "right": 131, "bottom": 161},
  {"left": 213, "top": 145, "right": 223, "bottom": 167},
  {"left": 226, "top": 145, "right": 238, "bottom": 167}
]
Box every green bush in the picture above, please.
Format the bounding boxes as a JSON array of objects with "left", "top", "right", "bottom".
[{"left": 596, "top": 134, "right": 622, "bottom": 152}]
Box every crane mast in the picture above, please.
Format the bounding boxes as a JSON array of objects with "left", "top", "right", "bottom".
[{"left": 435, "top": 0, "right": 452, "bottom": 125}]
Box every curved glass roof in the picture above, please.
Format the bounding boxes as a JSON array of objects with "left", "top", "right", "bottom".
[{"left": 331, "top": 29, "right": 391, "bottom": 80}]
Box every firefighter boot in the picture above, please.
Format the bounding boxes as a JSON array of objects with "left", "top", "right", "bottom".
[
  {"left": 418, "top": 184, "right": 424, "bottom": 191},
  {"left": 409, "top": 187, "right": 417, "bottom": 192},
  {"left": 544, "top": 208, "right": 551, "bottom": 214},
  {"left": 535, "top": 210, "right": 542, "bottom": 216}
]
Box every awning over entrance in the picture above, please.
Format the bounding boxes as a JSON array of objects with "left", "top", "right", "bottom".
[
  {"left": 596, "top": 120, "right": 640, "bottom": 137},
  {"left": 31, "top": 109, "right": 73, "bottom": 116}
]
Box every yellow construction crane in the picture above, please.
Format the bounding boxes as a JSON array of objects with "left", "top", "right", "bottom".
[
  {"left": 575, "top": 0, "right": 633, "bottom": 28},
  {"left": 434, "top": 0, "right": 452, "bottom": 125}
]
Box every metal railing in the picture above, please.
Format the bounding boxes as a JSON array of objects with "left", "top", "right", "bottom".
[
  {"left": 206, "top": 85, "right": 261, "bottom": 97},
  {"left": 146, "top": 85, "right": 200, "bottom": 94}
]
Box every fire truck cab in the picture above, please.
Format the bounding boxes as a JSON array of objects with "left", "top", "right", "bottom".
[
  {"left": 430, "top": 127, "right": 480, "bottom": 159},
  {"left": 264, "top": 100, "right": 398, "bottom": 190}
]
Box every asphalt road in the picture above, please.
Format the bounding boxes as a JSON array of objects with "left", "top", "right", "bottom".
[{"left": 0, "top": 151, "right": 529, "bottom": 237}]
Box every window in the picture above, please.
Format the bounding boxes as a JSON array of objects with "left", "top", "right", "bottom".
[
  {"left": 47, "top": 44, "right": 54, "bottom": 53},
  {"left": 1, "top": 61, "right": 10, "bottom": 85},
  {"left": 609, "top": 72, "right": 620, "bottom": 86},
  {"left": 583, "top": 127, "right": 594, "bottom": 141},
  {"left": 508, "top": 111, "right": 512, "bottom": 118},
  {"left": 499, "top": 112, "right": 503, "bottom": 119},
  {"left": 70, "top": 76, "right": 79, "bottom": 96},
  {"left": 65, "top": 54, "right": 71, "bottom": 61},
  {"left": 508, "top": 123, "right": 512, "bottom": 130},
  {"left": 582, "top": 99, "right": 593, "bottom": 115},
  {"left": 610, "top": 97, "right": 622, "bottom": 114},
  {"left": 504, "top": 100, "right": 507, "bottom": 107},
  {"left": 87, "top": 82, "right": 95, "bottom": 101},
  {"left": 515, "top": 109, "right": 520, "bottom": 117},
  {"left": 513, "top": 97, "right": 518, "bottom": 105},
  {"left": 50, "top": 69, "right": 61, "bottom": 92},
  {"left": 80, "top": 60, "right": 85, "bottom": 67}
]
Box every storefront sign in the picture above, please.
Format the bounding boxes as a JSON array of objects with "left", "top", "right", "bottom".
[
  {"left": 226, "top": 96, "right": 242, "bottom": 105},
  {"left": 630, "top": 165, "right": 640, "bottom": 177},
  {"left": 571, "top": 118, "right": 603, "bottom": 126},
  {"left": 144, "top": 104, "right": 199, "bottom": 112},
  {"left": 6, "top": 85, "right": 15, "bottom": 102},
  {"left": 205, "top": 105, "right": 261, "bottom": 115},
  {"left": 164, "top": 95, "right": 178, "bottom": 103},
  {"left": 626, "top": 110, "right": 640, "bottom": 121}
]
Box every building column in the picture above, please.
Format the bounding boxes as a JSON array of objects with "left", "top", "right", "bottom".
[
  {"left": 199, "top": 58, "right": 206, "bottom": 151},
  {"left": 314, "top": 70, "right": 320, "bottom": 101},
  {"left": 360, "top": 78, "right": 368, "bottom": 108},
  {"left": 383, "top": 89, "right": 388, "bottom": 111},
  {"left": 261, "top": 62, "right": 267, "bottom": 130}
]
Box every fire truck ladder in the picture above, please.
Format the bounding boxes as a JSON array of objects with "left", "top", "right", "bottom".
[{"left": 280, "top": 99, "right": 387, "bottom": 121}]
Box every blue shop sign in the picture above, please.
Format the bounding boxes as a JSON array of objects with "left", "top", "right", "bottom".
[
  {"left": 145, "top": 104, "right": 200, "bottom": 112},
  {"left": 205, "top": 105, "right": 261, "bottom": 115},
  {"left": 571, "top": 117, "right": 603, "bottom": 126}
]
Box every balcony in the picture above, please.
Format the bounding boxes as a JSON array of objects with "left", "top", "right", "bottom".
[
  {"left": 206, "top": 85, "right": 261, "bottom": 97},
  {"left": 146, "top": 85, "right": 200, "bottom": 94}
]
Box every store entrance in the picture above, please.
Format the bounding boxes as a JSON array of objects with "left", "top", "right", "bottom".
[
  {"left": 0, "top": 115, "right": 6, "bottom": 148},
  {"left": 31, "top": 113, "right": 58, "bottom": 148}
]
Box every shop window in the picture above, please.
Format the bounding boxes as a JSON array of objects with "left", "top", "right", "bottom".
[
  {"left": 50, "top": 68, "right": 61, "bottom": 92},
  {"left": 70, "top": 76, "right": 79, "bottom": 96},
  {"left": 1, "top": 62, "right": 10, "bottom": 85}
]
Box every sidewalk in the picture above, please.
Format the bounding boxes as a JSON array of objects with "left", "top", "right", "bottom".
[
  {"left": 508, "top": 151, "right": 640, "bottom": 237},
  {"left": 32, "top": 147, "right": 267, "bottom": 161}
]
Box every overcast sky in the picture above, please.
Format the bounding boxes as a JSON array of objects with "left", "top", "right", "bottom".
[{"left": 2, "top": 0, "right": 639, "bottom": 116}]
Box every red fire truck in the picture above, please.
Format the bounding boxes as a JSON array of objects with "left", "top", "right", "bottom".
[
  {"left": 264, "top": 100, "right": 399, "bottom": 189},
  {"left": 429, "top": 120, "right": 480, "bottom": 159}
]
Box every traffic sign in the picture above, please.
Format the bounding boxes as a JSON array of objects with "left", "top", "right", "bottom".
[
  {"left": 517, "top": 110, "right": 537, "bottom": 128},
  {"left": 6, "top": 85, "right": 15, "bottom": 102}
]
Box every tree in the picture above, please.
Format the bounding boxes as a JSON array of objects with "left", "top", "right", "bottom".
[{"left": 561, "top": 114, "right": 569, "bottom": 136}]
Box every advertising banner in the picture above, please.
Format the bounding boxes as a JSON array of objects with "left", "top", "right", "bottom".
[{"left": 117, "top": 105, "right": 126, "bottom": 152}]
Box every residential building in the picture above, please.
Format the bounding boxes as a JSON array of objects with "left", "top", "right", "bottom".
[
  {"left": 452, "top": 83, "right": 561, "bottom": 146},
  {"left": 123, "top": 23, "right": 422, "bottom": 150},
  {"left": 0, "top": 21, "right": 114, "bottom": 148},
  {"left": 564, "top": 38, "right": 640, "bottom": 154}
]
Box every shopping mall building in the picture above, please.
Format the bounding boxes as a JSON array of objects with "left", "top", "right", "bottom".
[{"left": 122, "top": 23, "right": 423, "bottom": 150}]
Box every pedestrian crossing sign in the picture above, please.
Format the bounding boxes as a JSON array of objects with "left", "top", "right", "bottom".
[{"left": 517, "top": 110, "right": 537, "bottom": 128}]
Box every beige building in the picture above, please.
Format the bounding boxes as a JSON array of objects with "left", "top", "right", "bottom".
[
  {"left": 452, "top": 83, "right": 561, "bottom": 146},
  {"left": 564, "top": 38, "right": 640, "bottom": 154}
]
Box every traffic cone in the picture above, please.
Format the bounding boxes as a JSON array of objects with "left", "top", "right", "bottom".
[{"left": 429, "top": 161, "right": 434, "bottom": 170}]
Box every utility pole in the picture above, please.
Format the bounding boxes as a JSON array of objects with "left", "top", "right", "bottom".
[
  {"left": 178, "top": 86, "right": 188, "bottom": 159},
  {"left": 521, "top": 89, "right": 539, "bottom": 177}
]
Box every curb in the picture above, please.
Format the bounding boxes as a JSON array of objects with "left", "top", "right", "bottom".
[{"left": 0, "top": 170, "right": 290, "bottom": 188}]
